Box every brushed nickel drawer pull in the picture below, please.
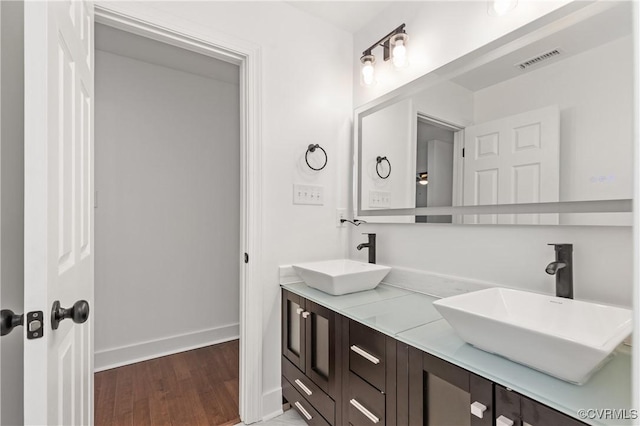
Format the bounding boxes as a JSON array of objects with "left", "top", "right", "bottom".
[
  {"left": 294, "top": 401, "right": 312, "bottom": 421},
  {"left": 350, "top": 398, "right": 379, "bottom": 424},
  {"left": 350, "top": 345, "right": 380, "bottom": 364},
  {"left": 294, "top": 378, "right": 313, "bottom": 396}
]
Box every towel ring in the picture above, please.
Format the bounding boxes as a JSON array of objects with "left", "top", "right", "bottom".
[
  {"left": 305, "top": 144, "right": 328, "bottom": 171},
  {"left": 376, "top": 156, "right": 391, "bottom": 179}
]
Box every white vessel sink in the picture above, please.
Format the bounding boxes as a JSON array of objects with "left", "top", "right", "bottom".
[
  {"left": 433, "top": 287, "right": 632, "bottom": 384},
  {"left": 292, "top": 259, "right": 391, "bottom": 296}
]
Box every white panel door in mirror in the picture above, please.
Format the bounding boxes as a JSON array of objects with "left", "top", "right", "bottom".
[{"left": 463, "top": 106, "right": 559, "bottom": 225}]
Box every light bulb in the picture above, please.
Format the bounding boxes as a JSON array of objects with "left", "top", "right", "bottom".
[
  {"left": 360, "top": 55, "right": 376, "bottom": 86},
  {"left": 392, "top": 40, "right": 407, "bottom": 68},
  {"left": 390, "top": 33, "right": 409, "bottom": 69},
  {"left": 491, "top": 0, "right": 517, "bottom": 16},
  {"left": 362, "top": 61, "right": 374, "bottom": 85}
]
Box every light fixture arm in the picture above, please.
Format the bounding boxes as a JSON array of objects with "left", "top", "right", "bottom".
[{"left": 361, "top": 23, "right": 406, "bottom": 61}]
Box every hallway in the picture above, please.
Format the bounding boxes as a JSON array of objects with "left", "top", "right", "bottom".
[{"left": 94, "top": 341, "right": 240, "bottom": 425}]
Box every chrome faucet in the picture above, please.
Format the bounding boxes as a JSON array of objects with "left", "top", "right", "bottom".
[
  {"left": 357, "top": 233, "right": 376, "bottom": 264},
  {"left": 546, "top": 243, "right": 573, "bottom": 299}
]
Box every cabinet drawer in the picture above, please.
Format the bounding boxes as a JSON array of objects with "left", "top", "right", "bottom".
[
  {"left": 348, "top": 372, "right": 385, "bottom": 426},
  {"left": 349, "top": 320, "right": 386, "bottom": 391},
  {"left": 283, "top": 377, "right": 331, "bottom": 426},
  {"left": 282, "top": 356, "right": 335, "bottom": 425}
]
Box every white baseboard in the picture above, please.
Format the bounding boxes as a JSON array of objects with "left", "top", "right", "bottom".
[
  {"left": 94, "top": 323, "right": 239, "bottom": 372},
  {"left": 262, "top": 387, "right": 283, "bottom": 422}
]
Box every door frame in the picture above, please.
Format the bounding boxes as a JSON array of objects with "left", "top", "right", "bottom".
[{"left": 93, "top": 6, "right": 264, "bottom": 423}]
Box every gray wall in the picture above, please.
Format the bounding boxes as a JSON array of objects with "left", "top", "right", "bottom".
[
  {"left": 0, "top": 2, "right": 24, "bottom": 425},
  {"left": 94, "top": 26, "right": 241, "bottom": 369}
]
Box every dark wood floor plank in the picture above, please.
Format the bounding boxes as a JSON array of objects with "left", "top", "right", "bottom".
[
  {"left": 95, "top": 340, "right": 240, "bottom": 426},
  {"left": 114, "top": 366, "right": 135, "bottom": 425}
]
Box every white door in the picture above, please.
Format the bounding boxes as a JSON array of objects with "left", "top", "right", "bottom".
[
  {"left": 24, "top": 1, "right": 94, "bottom": 424},
  {"left": 462, "top": 106, "right": 560, "bottom": 225}
]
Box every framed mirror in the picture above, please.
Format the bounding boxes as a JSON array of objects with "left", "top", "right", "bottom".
[{"left": 355, "top": 1, "right": 633, "bottom": 225}]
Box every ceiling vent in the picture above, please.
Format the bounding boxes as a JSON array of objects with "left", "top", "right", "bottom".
[{"left": 515, "top": 48, "right": 562, "bottom": 70}]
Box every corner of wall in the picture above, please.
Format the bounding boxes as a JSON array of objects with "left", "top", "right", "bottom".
[{"left": 261, "top": 387, "right": 283, "bottom": 422}]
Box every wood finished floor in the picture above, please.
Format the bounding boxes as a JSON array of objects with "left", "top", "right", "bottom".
[{"left": 95, "top": 340, "right": 240, "bottom": 426}]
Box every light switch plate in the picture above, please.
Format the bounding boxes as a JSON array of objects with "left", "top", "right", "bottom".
[
  {"left": 369, "top": 190, "right": 390, "bottom": 208},
  {"left": 293, "top": 184, "right": 324, "bottom": 205}
]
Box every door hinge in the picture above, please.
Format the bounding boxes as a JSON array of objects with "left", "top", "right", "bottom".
[
  {"left": 244, "top": 253, "right": 249, "bottom": 264},
  {"left": 26, "top": 311, "right": 44, "bottom": 339},
  {"left": 462, "top": 148, "right": 465, "bottom": 158}
]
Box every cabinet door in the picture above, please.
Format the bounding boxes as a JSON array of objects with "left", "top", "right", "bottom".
[
  {"left": 282, "top": 290, "right": 306, "bottom": 372},
  {"left": 305, "top": 301, "right": 337, "bottom": 396},
  {"left": 521, "top": 396, "right": 586, "bottom": 426},
  {"left": 423, "top": 352, "right": 493, "bottom": 426},
  {"left": 496, "top": 385, "right": 586, "bottom": 426}
]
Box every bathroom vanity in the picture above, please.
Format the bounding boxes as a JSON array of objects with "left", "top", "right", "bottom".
[{"left": 281, "top": 283, "right": 631, "bottom": 426}]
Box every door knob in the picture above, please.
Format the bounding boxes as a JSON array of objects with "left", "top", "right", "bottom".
[
  {"left": 1, "top": 309, "right": 24, "bottom": 336},
  {"left": 51, "top": 300, "right": 90, "bottom": 330}
]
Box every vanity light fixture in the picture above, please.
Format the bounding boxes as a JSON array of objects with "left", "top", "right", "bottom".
[
  {"left": 488, "top": 0, "right": 518, "bottom": 16},
  {"left": 360, "top": 24, "right": 409, "bottom": 86},
  {"left": 416, "top": 172, "right": 429, "bottom": 185}
]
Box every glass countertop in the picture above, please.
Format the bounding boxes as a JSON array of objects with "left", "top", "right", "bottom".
[{"left": 282, "top": 282, "right": 632, "bottom": 426}]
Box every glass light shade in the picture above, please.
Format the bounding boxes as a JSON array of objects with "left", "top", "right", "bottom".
[
  {"left": 360, "top": 54, "right": 376, "bottom": 86},
  {"left": 390, "top": 33, "right": 409, "bottom": 68}
]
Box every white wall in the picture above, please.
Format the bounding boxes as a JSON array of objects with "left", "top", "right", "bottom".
[
  {"left": 94, "top": 28, "right": 241, "bottom": 369},
  {"left": 413, "top": 81, "right": 474, "bottom": 127},
  {"left": 97, "top": 1, "right": 353, "bottom": 418},
  {"left": 0, "top": 2, "right": 24, "bottom": 424},
  {"left": 351, "top": 1, "right": 633, "bottom": 308}
]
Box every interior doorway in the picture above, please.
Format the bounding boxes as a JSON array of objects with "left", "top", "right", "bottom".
[
  {"left": 415, "top": 114, "right": 463, "bottom": 224},
  {"left": 93, "top": 22, "right": 241, "bottom": 423}
]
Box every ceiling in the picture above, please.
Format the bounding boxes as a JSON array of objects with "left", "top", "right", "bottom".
[{"left": 285, "top": 1, "right": 394, "bottom": 33}]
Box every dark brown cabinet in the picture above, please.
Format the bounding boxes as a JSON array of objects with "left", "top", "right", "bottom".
[
  {"left": 345, "top": 319, "right": 397, "bottom": 426},
  {"left": 282, "top": 290, "right": 342, "bottom": 425},
  {"left": 495, "top": 385, "right": 586, "bottom": 426},
  {"left": 283, "top": 291, "right": 306, "bottom": 371},
  {"left": 281, "top": 288, "right": 588, "bottom": 426},
  {"left": 403, "top": 348, "right": 493, "bottom": 426}
]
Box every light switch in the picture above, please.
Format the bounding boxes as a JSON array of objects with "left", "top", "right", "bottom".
[
  {"left": 369, "top": 190, "right": 390, "bottom": 208},
  {"left": 293, "top": 184, "right": 324, "bottom": 205}
]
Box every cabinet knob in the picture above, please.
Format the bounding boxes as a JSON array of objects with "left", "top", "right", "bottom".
[
  {"left": 302, "top": 311, "right": 310, "bottom": 319},
  {"left": 496, "top": 415, "right": 514, "bottom": 426},
  {"left": 296, "top": 307, "right": 304, "bottom": 315},
  {"left": 470, "top": 401, "right": 487, "bottom": 418}
]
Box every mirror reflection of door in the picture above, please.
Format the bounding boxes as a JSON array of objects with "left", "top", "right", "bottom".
[{"left": 462, "top": 106, "right": 560, "bottom": 225}]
